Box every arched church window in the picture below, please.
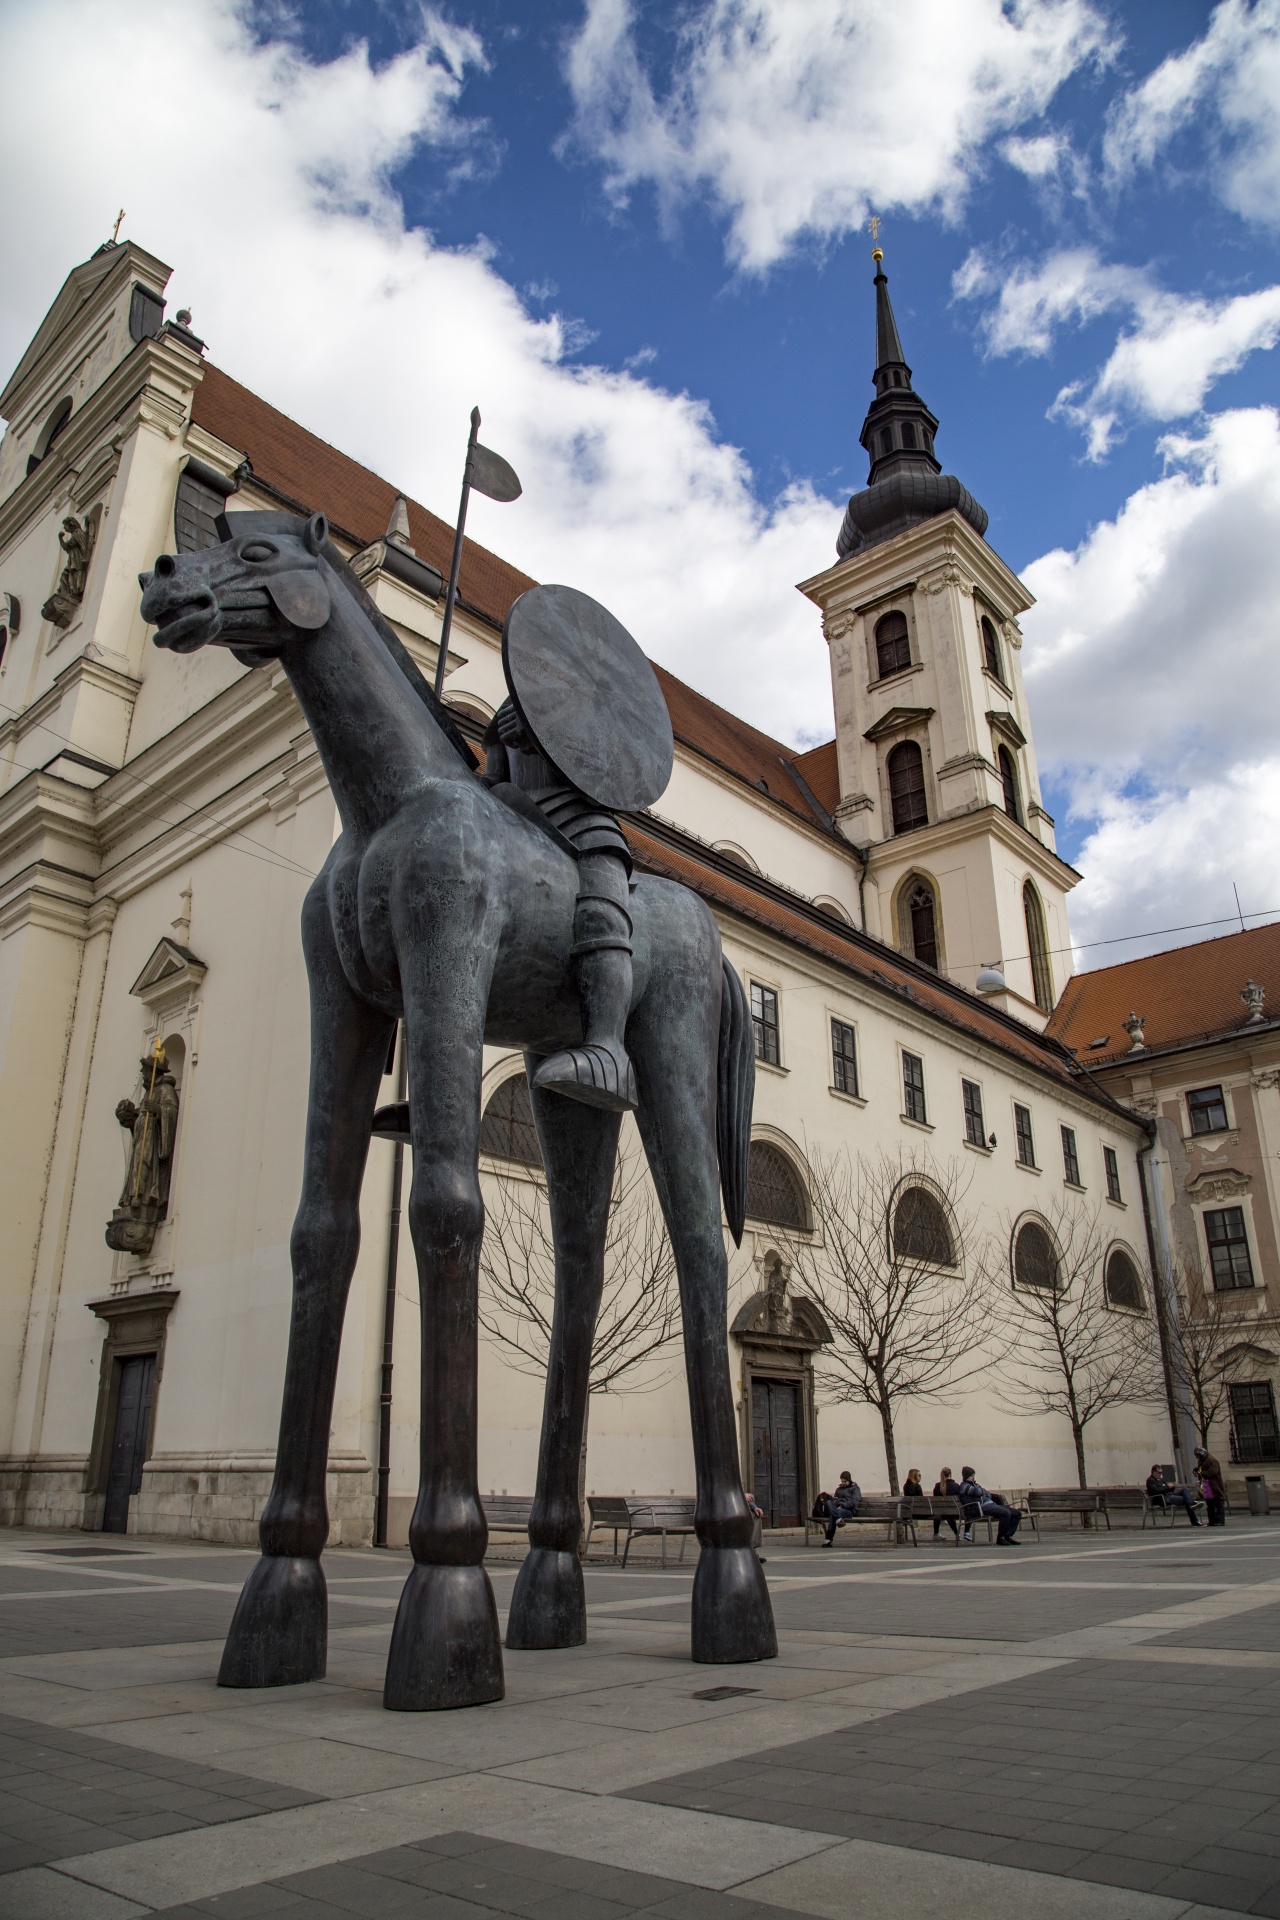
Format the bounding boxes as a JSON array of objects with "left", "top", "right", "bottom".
[
  {"left": 899, "top": 875, "right": 940, "bottom": 970},
  {"left": 887, "top": 739, "right": 928, "bottom": 834},
  {"left": 745, "top": 1142, "right": 811, "bottom": 1232},
  {"left": 900, "top": 422, "right": 916, "bottom": 448},
  {"left": 1023, "top": 881, "right": 1053, "bottom": 1014},
  {"left": 980, "top": 614, "right": 1004, "bottom": 682},
  {"left": 998, "top": 746, "right": 1022, "bottom": 824},
  {"left": 879, "top": 429, "right": 894, "bottom": 456},
  {"left": 1104, "top": 1247, "right": 1146, "bottom": 1312},
  {"left": 478, "top": 1074, "right": 543, "bottom": 1168},
  {"left": 892, "top": 1186, "right": 955, "bottom": 1266},
  {"left": 26, "top": 397, "right": 72, "bottom": 477},
  {"left": 1013, "top": 1217, "right": 1061, "bottom": 1291},
  {"left": 874, "top": 610, "right": 911, "bottom": 678}
]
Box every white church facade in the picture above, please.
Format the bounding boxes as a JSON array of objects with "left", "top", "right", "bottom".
[{"left": 0, "top": 237, "right": 1168, "bottom": 1545}]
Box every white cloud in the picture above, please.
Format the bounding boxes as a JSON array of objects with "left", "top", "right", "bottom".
[
  {"left": 1020, "top": 406, "right": 1280, "bottom": 955},
  {"left": 564, "top": 0, "right": 1114, "bottom": 271},
  {"left": 0, "top": 0, "right": 839, "bottom": 747},
  {"left": 957, "top": 247, "right": 1280, "bottom": 456},
  {"left": 1104, "top": 0, "right": 1280, "bottom": 228}
]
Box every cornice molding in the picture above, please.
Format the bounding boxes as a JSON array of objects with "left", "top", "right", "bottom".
[{"left": 798, "top": 510, "right": 1035, "bottom": 626}]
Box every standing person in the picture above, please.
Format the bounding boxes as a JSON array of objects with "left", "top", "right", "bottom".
[
  {"left": 959, "top": 1467, "right": 1022, "bottom": 1545},
  {"left": 1145, "top": 1465, "right": 1201, "bottom": 1525},
  {"left": 818, "top": 1470, "right": 861, "bottom": 1546},
  {"left": 1194, "top": 1445, "right": 1227, "bottom": 1526},
  {"left": 902, "top": 1469, "right": 924, "bottom": 1500},
  {"left": 932, "top": 1466, "right": 962, "bottom": 1541}
]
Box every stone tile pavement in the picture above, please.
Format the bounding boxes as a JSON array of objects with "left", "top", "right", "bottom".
[{"left": 2, "top": 1521, "right": 1280, "bottom": 1918}]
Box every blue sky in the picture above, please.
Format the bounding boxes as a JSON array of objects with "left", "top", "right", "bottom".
[{"left": 3, "top": 0, "right": 1280, "bottom": 961}]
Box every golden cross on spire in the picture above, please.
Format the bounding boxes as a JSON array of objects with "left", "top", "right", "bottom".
[
  {"left": 111, "top": 209, "right": 125, "bottom": 244},
  {"left": 867, "top": 214, "right": 881, "bottom": 245}
]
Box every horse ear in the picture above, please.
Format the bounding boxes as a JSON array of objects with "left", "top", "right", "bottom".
[
  {"left": 305, "top": 513, "right": 328, "bottom": 554},
  {"left": 265, "top": 569, "right": 331, "bottom": 630}
]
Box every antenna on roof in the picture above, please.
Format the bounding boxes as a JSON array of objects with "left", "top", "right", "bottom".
[
  {"left": 111, "top": 209, "right": 125, "bottom": 245},
  {"left": 1234, "top": 883, "right": 1246, "bottom": 931}
]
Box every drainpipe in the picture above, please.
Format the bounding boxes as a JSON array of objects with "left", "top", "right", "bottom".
[
  {"left": 1137, "top": 1123, "right": 1194, "bottom": 1481},
  {"left": 374, "top": 1028, "right": 407, "bottom": 1549}
]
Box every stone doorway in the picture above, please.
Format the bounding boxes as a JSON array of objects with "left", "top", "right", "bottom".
[{"left": 103, "top": 1353, "right": 156, "bottom": 1532}]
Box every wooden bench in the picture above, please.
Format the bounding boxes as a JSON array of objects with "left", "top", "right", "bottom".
[
  {"left": 482, "top": 1495, "right": 533, "bottom": 1540},
  {"left": 905, "top": 1494, "right": 967, "bottom": 1543},
  {"left": 1025, "top": 1488, "right": 1110, "bottom": 1538},
  {"left": 586, "top": 1495, "right": 697, "bottom": 1565},
  {"left": 1095, "top": 1484, "right": 1206, "bottom": 1528},
  {"left": 805, "top": 1496, "right": 917, "bottom": 1547}
]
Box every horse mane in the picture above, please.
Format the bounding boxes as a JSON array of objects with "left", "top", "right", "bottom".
[{"left": 321, "top": 540, "right": 480, "bottom": 773}]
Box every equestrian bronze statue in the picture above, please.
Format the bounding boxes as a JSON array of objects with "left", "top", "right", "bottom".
[{"left": 139, "top": 510, "right": 776, "bottom": 1711}]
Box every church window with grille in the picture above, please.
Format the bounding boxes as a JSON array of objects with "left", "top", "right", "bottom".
[
  {"left": 1023, "top": 882, "right": 1053, "bottom": 1013},
  {"left": 1014, "top": 1218, "right": 1061, "bottom": 1291},
  {"left": 1204, "top": 1206, "right": 1254, "bottom": 1290},
  {"left": 887, "top": 739, "right": 928, "bottom": 834},
  {"left": 750, "top": 982, "right": 780, "bottom": 1065},
  {"left": 478, "top": 1074, "right": 543, "bottom": 1167},
  {"left": 1229, "top": 1382, "right": 1280, "bottom": 1464},
  {"left": 902, "top": 1050, "right": 927, "bottom": 1125},
  {"left": 831, "top": 1018, "right": 858, "bottom": 1096},
  {"left": 893, "top": 1186, "right": 955, "bottom": 1265},
  {"left": 998, "top": 746, "right": 1022, "bottom": 825},
  {"left": 745, "top": 1142, "right": 810, "bottom": 1231},
  {"left": 899, "top": 877, "right": 939, "bottom": 970},
  {"left": 874, "top": 609, "right": 911, "bottom": 678},
  {"left": 1104, "top": 1248, "right": 1145, "bottom": 1312},
  {"left": 980, "top": 614, "right": 1004, "bottom": 682}
]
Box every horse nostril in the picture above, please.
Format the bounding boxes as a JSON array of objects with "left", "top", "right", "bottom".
[{"left": 154, "top": 553, "right": 176, "bottom": 577}]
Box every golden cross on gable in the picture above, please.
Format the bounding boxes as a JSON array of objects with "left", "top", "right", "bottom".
[{"left": 111, "top": 209, "right": 125, "bottom": 244}]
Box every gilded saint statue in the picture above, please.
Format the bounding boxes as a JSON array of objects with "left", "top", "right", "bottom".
[{"left": 105, "top": 1042, "right": 179, "bottom": 1256}]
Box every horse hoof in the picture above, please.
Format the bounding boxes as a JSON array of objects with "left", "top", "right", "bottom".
[
  {"left": 691, "top": 1546, "right": 777, "bottom": 1664},
  {"left": 217, "top": 1555, "right": 327, "bottom": 1687},
  {"left": 505, "top": 1548, "right": 586, "bottom": 1649},
  {"left": 384, "top": 1563, "right": 505, "bottom": 1710}
]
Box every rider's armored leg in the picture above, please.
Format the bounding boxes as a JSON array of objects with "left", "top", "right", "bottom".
[{"left": 532, "top": 851, "right": 636, "bottom": 1112}]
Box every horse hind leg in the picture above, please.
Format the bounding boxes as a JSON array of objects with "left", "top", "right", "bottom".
[
  {"left": 506, "top": 1078, "right": 621, "bottom": 1649},
  {"left": 631, "top": 967, "right": 777, "bottom": 1666},
  {"left": 219, "top": 889, "right": 394, "bottom": 1687}
]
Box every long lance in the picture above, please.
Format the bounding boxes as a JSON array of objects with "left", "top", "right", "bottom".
[{"left": 434, "top": 408, "right": 481, "bottom": 701}]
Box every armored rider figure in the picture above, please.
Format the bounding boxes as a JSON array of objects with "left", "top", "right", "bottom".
[{"left": 483, "top": 583, "right": 675, "bottom": 1115}]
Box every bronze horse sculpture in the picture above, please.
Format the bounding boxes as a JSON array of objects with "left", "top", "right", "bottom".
[{"left": 139, "top": 509, "right": 777, "bottom": 1710}]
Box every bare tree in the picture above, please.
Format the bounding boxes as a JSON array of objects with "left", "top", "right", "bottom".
[
  {"left": 1162, "top": 1262, "right": 1241, "bottom": 1449},
  {"left": 787, "top": 1149, "right": 998, "bottom": 1494},
  {"left": 994, "top": 1202, "right": 1164, "bottom": 1488},
  {"left": 478, "top": 1141, "right": 681, "bottom": 1532}
]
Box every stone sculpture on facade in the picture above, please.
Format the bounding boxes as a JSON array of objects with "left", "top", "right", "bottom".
[
  {"left": 42, "top": 509, "right": 99, "bottom": 628},
  {"left": 139, "top": 511, "right": 776, "bottom": 1712},
  {"left": 105, "top": 1042, "right": 179, "bottom": 1256}
]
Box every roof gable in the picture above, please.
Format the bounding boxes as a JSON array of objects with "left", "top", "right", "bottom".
[{"left": 1047, "top": 922, "right": 1280, "bottom": 1063}]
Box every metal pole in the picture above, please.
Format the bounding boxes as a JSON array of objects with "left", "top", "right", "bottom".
[
  {"left": 434, "top": 407, "right": 480, "bottom": 701},
  {"left": 374, "top": 1026, "right": 408, "bottom": 1549}
]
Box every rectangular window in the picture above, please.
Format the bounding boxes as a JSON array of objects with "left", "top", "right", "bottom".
[
  {"left": 1229, "top": 1382, "right": 1280, "bottom": 1464},
  {"left": 750, "top": 983, "right": 780, "bottom": 1066},
  {"left": 902, "top": 1051, "right": 927, "bottom": 1126},
  {"left": 1103, "top": 1145, "right": 1122, "bottom": 1204},
  {"left": 1061, "top": 1125, "right": 1081, "bottom": 1187},
  {"left": 962, "top": 1079, "right": 986, "bottom": 1148},
  {"left": 1014, "top": 1103, "right": 1036, "bottom": 1167},
  {"left": 831, "top": 1018, "right": 858, "bottom": 1096},
  {"left": 1188, "top": 1085, "right": 1229, "bottom": 1135},
  {"left": 1204, "top": 1206, "right": 1255, "bottom": 1290}
]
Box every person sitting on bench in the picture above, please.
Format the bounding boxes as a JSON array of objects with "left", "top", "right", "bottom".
[
  {"left": 818, "top": 1471, "right": 861, "bottom": 1545},
  {"left": 1145, "top": 1465, "right": 1201, "bottom": 1525}
]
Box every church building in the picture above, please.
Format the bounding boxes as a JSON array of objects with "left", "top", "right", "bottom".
[{"left": 0, "top": 236, "right": 1167, "bottom": 1544}]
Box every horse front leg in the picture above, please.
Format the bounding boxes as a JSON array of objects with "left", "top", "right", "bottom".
[
  {"left": 384, "top": 956, "right": 502, "bottom": 1711},
  {"left": 506, "top": 1078, "right": 621, "bottom": 1650},
  {"left": 631, "top": 962, "right": 777, "bottom": 1667},
  {"left": 219, "top": 888, "right": 393, "bottom": 1687}
]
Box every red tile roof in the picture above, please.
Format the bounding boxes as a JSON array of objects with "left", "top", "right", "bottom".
[
  {"left": 1047, "top": 922, "right": 1280, "bottom": 1064},
  {"left": 191, "top": 363, "right": 838, "bottom": 835}
]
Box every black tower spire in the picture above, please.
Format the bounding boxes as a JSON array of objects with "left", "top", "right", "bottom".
[{"left": 836, "top": 248, "right": 987, "bottom": 559}]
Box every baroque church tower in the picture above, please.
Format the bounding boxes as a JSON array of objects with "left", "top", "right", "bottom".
[{"left": 799, "top": 246, "right": 1078, "bottom": 1029}]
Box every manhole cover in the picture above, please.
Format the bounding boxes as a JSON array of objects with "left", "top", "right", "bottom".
[
  {"left": 690, "top": 1685, "right": 760, "bottom": 1701},
  {"left": 30, "top": 1547, "right": 144, "bottom": 1558}
]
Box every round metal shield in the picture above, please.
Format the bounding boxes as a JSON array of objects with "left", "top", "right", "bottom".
[{"left": 502, "top": 585, "right": 674, "bottom": 811}]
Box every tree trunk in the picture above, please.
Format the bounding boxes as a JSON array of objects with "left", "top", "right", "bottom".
[
  {"left": 878, "top": 1399, "right": 898, "bottom": 1496},
  {"left": 1072, "top": 1420, "right": 1088, "bottom": 1491}
]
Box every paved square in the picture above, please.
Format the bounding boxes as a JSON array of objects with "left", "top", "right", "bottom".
[{"left": 2, "top": 1521, "right": 1280, "bottom": 1918}]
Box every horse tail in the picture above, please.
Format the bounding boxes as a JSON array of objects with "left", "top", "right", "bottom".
[{"left": 717, "top": 955, "right": 756, "bottom": 1247}]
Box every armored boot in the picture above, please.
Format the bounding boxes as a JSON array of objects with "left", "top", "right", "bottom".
[{"left": 533, "top": 851, "right": 637, "bottom": 1111}]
